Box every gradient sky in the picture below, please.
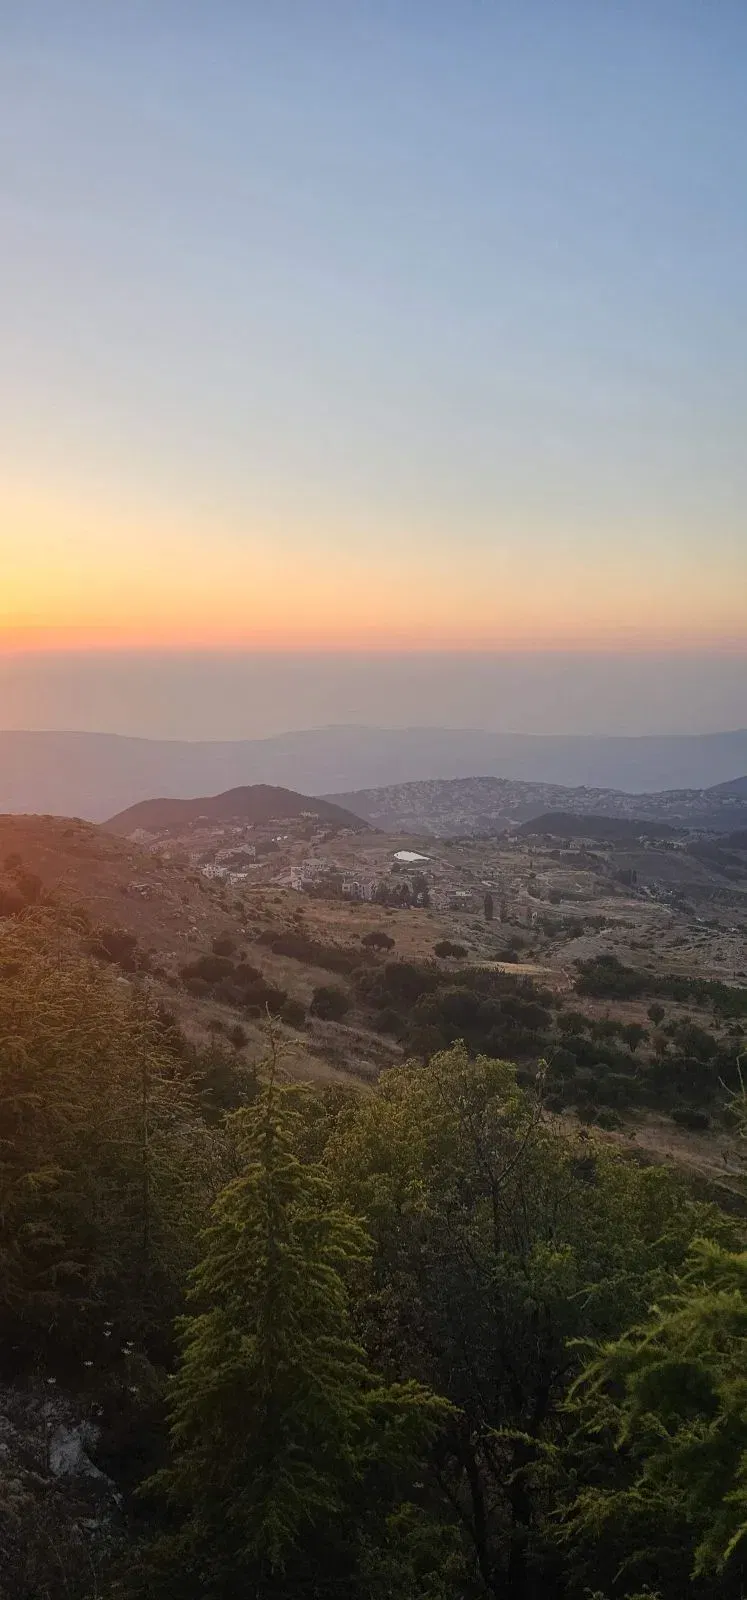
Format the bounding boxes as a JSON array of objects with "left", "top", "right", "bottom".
[{"left": 1, "top": 3, "right": 746, "bottom": 712}]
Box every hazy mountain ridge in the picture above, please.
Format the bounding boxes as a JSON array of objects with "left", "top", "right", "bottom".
[
  {"left": 328, "top": 774, "right": 747, "bottom": 837},
  {"left": 2, "top": 726, "right": 747, "bottom": 820}
]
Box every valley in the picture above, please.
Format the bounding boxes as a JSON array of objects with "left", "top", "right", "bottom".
[{"left": 3, "top": 782, "right": 746, "bottom": 1191}]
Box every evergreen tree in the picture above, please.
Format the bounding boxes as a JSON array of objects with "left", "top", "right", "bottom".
[
  {"left": 145, "top": 1070, "right": 449, "bottom": 1598},
  {"left": 566, "top": 1239, "right": 747, "bottom": 1594},
  {"left": 326, "top": 1044, "right": 718, "bottom": 1598},
  {"left": 0, "top": 912, "right": 206, "bottom": 1364}
]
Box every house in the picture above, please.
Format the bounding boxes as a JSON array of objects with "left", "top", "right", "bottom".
[
  {"left": 291, "top": 859, "right": 343, "bottom": 893},
  {"left": 341, "top": 876, "right": 376, "bottom": 902}
]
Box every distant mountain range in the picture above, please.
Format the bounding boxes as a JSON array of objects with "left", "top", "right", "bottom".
[
  {"left": 1, "top": 726, "right": 747, "bottom": 821},
  {"left": 105, "top": 785, "right": 366, "bottom": 836},
  {"left": 328, "top": 774, "right": 747, "bottom": 837}
]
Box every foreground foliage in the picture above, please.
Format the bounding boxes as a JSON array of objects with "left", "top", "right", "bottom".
[
  {"left": 0, "top": 914, "right": 216, "bottom": 1369},
  {"left": 326, "top": 1045, "right": 727, "bottom": 1598},
  {"left": 1, "top": 911, "right": 745, "bottom": 1600},
  {"left": 142, "top": 1073, "right": 448, "bottom": 1597},
  {"left": 566, "top": 1238, "right": 747, "bottom": 1595}
]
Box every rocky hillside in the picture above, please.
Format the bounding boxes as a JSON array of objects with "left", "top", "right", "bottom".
[{"left": 328, "top": 774, "right": 747, "bottom": 836}]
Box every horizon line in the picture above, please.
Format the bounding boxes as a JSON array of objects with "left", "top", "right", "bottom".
[
  {"left": 2, "top": 638, "right": 747, "bottom": 659},
  {"left": 2, "top": 722, "right": 747, "bottom": 745}
]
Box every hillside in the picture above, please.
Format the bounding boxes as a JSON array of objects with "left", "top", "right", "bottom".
[
  {"left": 516, "top": 811, "right": 685, "bottom": 842},
  {"left": 6, "top": 886, "right": 743, "bottom": 1600},
  {"left": 2, "top": 806, "right": 747, "bottom": 1184},
  {"left": 0, "top": 813, "right": 250, "bottom": 949},
  {"left": 329, "top": 773, "right": 747, "bottom": 836},
  {"left": 105, "top": 784, "right": 367, "bottom": 836},
  {"left": 710, "top": 775, "right": 747, "bottom": 798},
  {"left": 0, "top": 812, "right": 398, "bottom": 1089},
  {"left": 3, "top": 725, "right": 747, "bottom": 818}
]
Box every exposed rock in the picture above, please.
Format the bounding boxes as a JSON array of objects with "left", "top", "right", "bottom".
[
  {"left": 0, "top": 1386, "right": 122, "bottom": 1599},
  {"left": 48, "top": 1418, "right": 116, "bottom": 1490}
]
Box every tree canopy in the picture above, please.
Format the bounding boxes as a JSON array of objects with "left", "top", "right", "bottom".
[
  {"left": 2, "top": 914, "right": 745, "bottom": 1600},
  {"left": 144, "top": 1069, "right": 449, "bottom": 1597}
]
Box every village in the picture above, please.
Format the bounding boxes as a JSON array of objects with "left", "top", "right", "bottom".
[
  {"left": 115, "top": 792, "right": 747, "bottom": 998},
  {"left": 128, "top": 806, "right": 658, "bottom": 933}
]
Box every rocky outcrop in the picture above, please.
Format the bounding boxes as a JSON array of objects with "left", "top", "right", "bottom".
[{"left": 0, "top": 1385, "right": 122, "bottom": 1599}]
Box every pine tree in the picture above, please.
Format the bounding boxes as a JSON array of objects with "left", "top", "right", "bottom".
[
  {"left": 0, "top": 912, "right": 205, "bottom": 1363},
  {"left": 567, "top": 1238, "right": 747, "bottom": 1588},
  {"left": 326, "top": 1043, "right": 715, "bottom": 1598},
  {"left": 146, "top": 1068, "right": 448, "bottom": 1597}
]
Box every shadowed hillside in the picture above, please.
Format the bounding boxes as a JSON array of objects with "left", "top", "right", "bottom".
[{"left": 105, "top": 785, "right": 368, "bottom": 836}]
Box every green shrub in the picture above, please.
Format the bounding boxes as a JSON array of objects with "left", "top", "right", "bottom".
[
  {"left": 90, "top": 926, "right": 140, "bottom": 971},
  {"left": 671, "top": 1105, "right": 711, "bottom": 1131},
  {"left": 0, "top": 885, "right": 25, "bottom": 917},
  {"left": 361, "top": 930, "right": 395, "bottom": 951},
  {"left": 180, "top": 953, "right": 235, "bottom": 985},
  {"left": 280, "top": 997, "right": 307, "bottom": 1029},
  {"left": 257, "top": 929, "right": 359, "bottom": 975},
  {"left": 310, "top": 985, "right": 351, "bottom": 1022},
  {"left": 372, "top": 1007, "right": 406, "bottom": 1036}
]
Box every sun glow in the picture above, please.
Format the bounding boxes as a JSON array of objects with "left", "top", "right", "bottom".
[{"left": 2, "top": 476, "right": 746, "bottom": 657}]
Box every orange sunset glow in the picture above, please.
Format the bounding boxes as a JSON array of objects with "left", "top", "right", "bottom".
[
  {"left": 3, "top": 478, "right": 746, "bottom": 657},
  {"left": 1, "top": 2, "right": 746, "bottom": 734}
]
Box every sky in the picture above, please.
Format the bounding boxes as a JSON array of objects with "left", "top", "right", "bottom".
[{"left": 1, "top": 2, "right": 746, "bottom": 735}]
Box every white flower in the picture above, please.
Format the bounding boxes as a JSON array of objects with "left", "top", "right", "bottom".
[
  {"left": 46, "top": 1377, "right": 57, "bottom": 1386},
  {"left": 83, "top": 1360, "right": 93, "bottom": 1369}
]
